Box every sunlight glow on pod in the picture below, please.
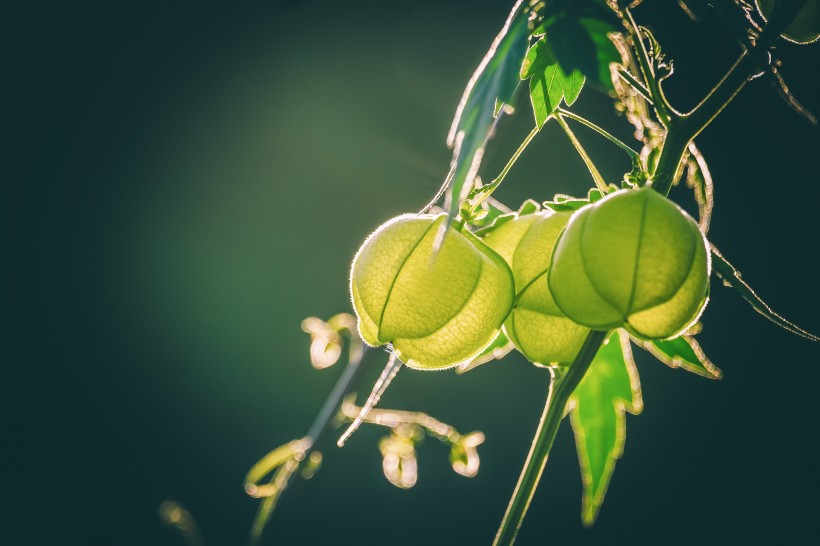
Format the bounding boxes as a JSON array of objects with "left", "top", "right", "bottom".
[
  {"left": 350, "top": 213, "right": 515, "bottom": 370},
  {"left": 548, "top": 187, "right": 711, "bottom": 340},
  {"left": 482, "top": 210, "right": 589, "bottom": 365}
]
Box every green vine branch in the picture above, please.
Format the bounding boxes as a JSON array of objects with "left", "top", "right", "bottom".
[
  {"left": 467, "top": 125, "right": 540, "bottom": 216},
  {"left": 624, "top": 9, "right": 679, "bottom": 128},
  {"left": 647, "top": 0, "right": 812, "bottom": 195},
  {"left": 554, "top": 115, "right": 608, "bottom": 193},
  {"left": 244, "top": 318, "right": 378, "bottom": 545},
  {"left": 493, "top": 330, "right": 609, "bottom": 546},
  {"left": 556, "top": 108, "right": 642, "bottom": 165}
]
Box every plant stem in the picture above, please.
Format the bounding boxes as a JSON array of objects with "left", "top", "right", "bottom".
[
  {"left": 248, "top": 345, "right": 377, "bottom": 545},
  {"left": 493, "top": 330, "right": 609, "bottom": 546},
  {"left": 616, "top": 68, "right": 652, "bottom": 103},
  {"left": 650, "top": 0, "right": 809, "bottom": 196},
  {"left": 557, "top": 108, "right": 641, "bottom": 163},
  {"left": 554, "top": 115, "right": 608, "bottom": 193},
  {"left": 624, "top": 9, "right": 678, "bottom": 127},
  {"left": 306, "top": 345, "right": 373, "bottom": 446},
  {"left": 469, "top": 126, "right": 539, "bottom": 212}
]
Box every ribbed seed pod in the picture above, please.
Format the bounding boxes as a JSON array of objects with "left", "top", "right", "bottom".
[
  {"left": 549, "top": 187, "right": 710, "bottom": 340},
  {"left": 350, "top": 214, "right": 515, "bottom": 370},
  {"left": 482, "top": 211, "right": 589, "bottom": 365}
]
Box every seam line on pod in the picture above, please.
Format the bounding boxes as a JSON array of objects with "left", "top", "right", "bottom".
[
  {"left": 510, "top": 218, "right": 540, "bottom": 288},
  {"left": 630, "top": 237, "right": 706, "bottom": 336},
  {"left": 577, "top": 211, "right": 624, "bottom": 322},
  {"left": 508, "top": 303, "right": 519, "bottom": 347},
  {"left": 514, "top": 298, "right": 567, "bottom": 318},
  {"left": 515, "top": 273, "right": 544, "bottom": 305},
  {"left": 630, "top": 216, "right": 700, "bottom": 315},
  {"left": 376, "top": 218, "right": 440, "bottom": 338},
  {"left": 398, "top": 256, "right": 486, "bottom": 342},
  {"left": 626, "top": 192, "right": 650, "bottom": 316}
]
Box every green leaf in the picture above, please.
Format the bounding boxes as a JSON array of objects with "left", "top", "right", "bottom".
[
  {"left": 638, "top": 334, "right": 722, "bottom": 379},
  {"left": 542, "top": 185, "right": 618, "bottom": 212},
  {"left": 521, "top": 37, "right": 585, "bottom": 127},
  {"left": 465, "top": 196, "right": 513, "bottom": 230},
  {"left": 547, "top": 16, "right": 621, "bottom": 90},
  {"left": 442, "top": 1, "right": 530, "bottom": 222},
  {"left": 710, "top": 244, "right": 819, "bottom": 342},
  {"left": 473, "top": 198, "right": 540, "bottom": 237},
  {"left": 569, "top": 330, "right": 642, "bottom": 526}
]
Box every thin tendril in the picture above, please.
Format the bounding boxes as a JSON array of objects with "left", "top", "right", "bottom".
[{"left": 338, "top": 352, "right": 402, "bottom": 447}]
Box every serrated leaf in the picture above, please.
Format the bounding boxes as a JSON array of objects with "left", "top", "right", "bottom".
[
  {"left": 547, "top": 16, "right": 621, "bottom": 90},
  {"left": 467, "top": 196, "right": 512, "bottom": 230},
  {"left": 569, "top": 330, "right": 642, "bottom": 526},
  {"left": 517, "top": 198, "right": 541, "bottom": 216},
  {"left": 710, "top": 244, "right": 819, "bottom": 342},
  {"left": 639, "top": 335, "right": 722, "bottom": 379},
  {"left": 521, "top": 37, "right": 585, "bottom": 128},
  {"left": 542, "top": 186, "right": 616, "bottom": 212},
  {"left": 473, "top": 199, "right": 539, "bottom": 237},
  {"left": 442, "top": 1, "right": 530, "bottom": 222},
  {"left": 456, "top": 329, "right": 514, "bottom": 374}
]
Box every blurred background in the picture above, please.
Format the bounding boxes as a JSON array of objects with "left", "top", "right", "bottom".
[{"left": 4, "top": 1, "right": 819, "bottom": 544}]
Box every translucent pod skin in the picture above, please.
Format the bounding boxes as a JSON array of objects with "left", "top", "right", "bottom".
[
  {"left": 482, "top": 211, "right": 589, "bottom": 365},
  {"left": 350, "top": 213, "right": 515, "bottom": 370},
  {"left": 548, "top": 186, "right": 711, "bottom": 340}
]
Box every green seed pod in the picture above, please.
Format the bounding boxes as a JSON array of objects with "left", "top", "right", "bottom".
[
  {"left": 548, "top": 187, "right": 710, "bottom": 340},
  {"left": 350, "top": 213, "right": 515, "bottom": 370},
  {"left": 482, "top": 211, "right": 589, "bottom": 365}
]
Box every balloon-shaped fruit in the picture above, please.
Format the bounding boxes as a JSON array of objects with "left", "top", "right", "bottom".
[
  {"left": 482, "top": 210, "right": 590, "bottom": 365},
  {"left": 350, "top": 213, "right": 514, "bottom": 370},
  {"left": 549, "top": 187, "right": 710, "bottom": 340}
]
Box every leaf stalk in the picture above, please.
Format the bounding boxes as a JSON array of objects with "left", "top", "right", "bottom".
[
  {"left": 557, "top": 107, "right": 641, "bottom": 164},
  {"left": 554, "top": 115, "right": 608, "bottom": 193},
  {"left": 493, "top": 330, "right": 609, "bottom": 546}
]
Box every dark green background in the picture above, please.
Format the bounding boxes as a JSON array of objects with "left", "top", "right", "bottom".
[{"left": 5, "top": 1, "right": 819, "bottom": 545}]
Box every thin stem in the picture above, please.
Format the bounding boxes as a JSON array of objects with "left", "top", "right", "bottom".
[
  {"left": 651, "top": 0, "right": 809, "bottom": 196},
  {"left": 306, "top": 344, "right": 372, "bottom": 445},
  {"left": 159, "top": 501, "right": 205, "bottom": 546},
  {"left": 493, "top": 330, "right": 609, "bottom": 546},
  {"left": 616, "top": 68, "right": 652, "bottom": 103},
  {"left": 338, "top": 352, "right": 402, "bottom": 446},
  {"left": 554, "top": 115, "right": 608, "bottom": 193},
  {"left": 557, "top": 108, "right": 641, "bottom": 163},
  {"left": 469, "top": 125, "right": 539, "bottom": 212},
  {"left": 248, "top": 345, "right": 377, "bottom": 546},
  {"left": 625, "top": 9, "right": 677, "bottom": 127},
  {"left": 340, "top": 395, "right": 457, "bottom": 440}
]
